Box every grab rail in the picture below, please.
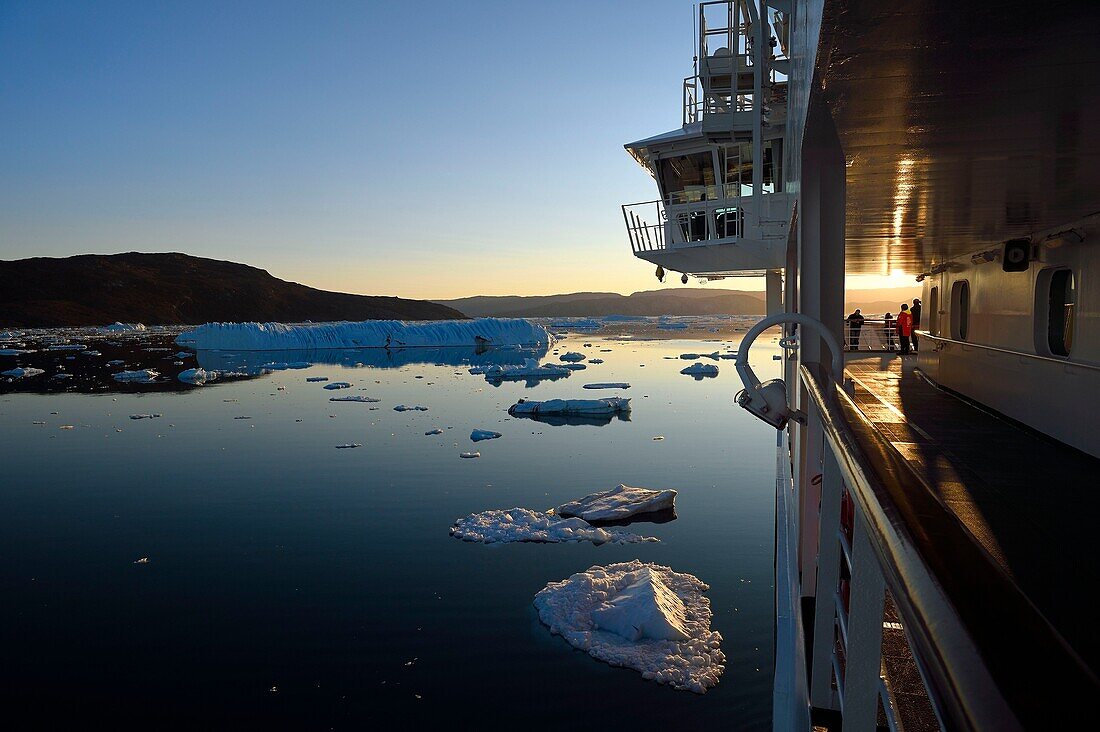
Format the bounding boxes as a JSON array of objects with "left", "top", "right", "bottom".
[
  {"left": 800, "top": 363, "right": 1098, "bottom": 730},
  {"left": 918, "top": 331, "right": 1100, "bottom": 374}
]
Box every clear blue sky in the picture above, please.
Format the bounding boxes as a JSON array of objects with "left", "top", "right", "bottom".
[{"left": 0, "top": 0, "right": 910, "bottom": 298}]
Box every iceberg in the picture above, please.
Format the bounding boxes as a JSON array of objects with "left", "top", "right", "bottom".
[
  {"left": 424, "top": 428, "right": 444, "bottom": 435},
  {"left": 680, "top": 362, "right": 719, "bottom": 377},
  {"left": 178, "top": 368, "right": 216, "bottom": 385},
  {"left": 450, "top": 508, "right": 656, "bottom": 545},
  {"left": 559, "top": 352, "right": 586, "bottom": 362},
  {"left": 532, "top": 560, "right": 725, "bottom": 693},
  {"left": 482, "top": 358, "right": 571, "bottom": 382},
  {"left": 329, "top": 395, "right": 381, "bottom": 403},
  {"left": 508, "top": 397, "right": 630, "bottom": 418},
  {"left": 112, "top": 369, "right": 159, "bottom": 383},
  {"left": 103, "top": 322, "right": 147, "bottom": 332},
  {"left": 394, "top": 404, "right": 428, "bottom": 412},
  {"left": 175, "top": 318, "right": 552, "bottom": 351},
  {"left": 582, "top": 383, "right": 631, "bottom": 390},
  {"left": 2, "top": 367, "right": 46, "bottom": 378},
  {"left": 470, "top": 429, "right": 501, "bottom": 442},
  {"left": 459, "top": 451, "right": 480, "bottom": 459},
  {"left": 323, "top": 382, "right": 352, "bottom": 390},
  {"left": 556, "top": 484, "right": 677, "bottom": 523}
]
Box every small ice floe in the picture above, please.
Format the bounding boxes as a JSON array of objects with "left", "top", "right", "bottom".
[
  {"left": 261, "top": 361, "right": 312, "bottom": 370},
  {"left": 129, "top": 414, "right": 163, "bottom": 420},
  {"left": 59, "top": 425, "right": 75, "bottom": 430},
  {"left": 133, "top": 556, "right": 150, "bottom": 564},
  {"left": 470, "top": 429, "right": 501, "bottom": 442},
  {"left": 107, "top": 359, "right": 126, "bottom": 366},
  {"left": 582, "top": 382, "right": 630, "bottom": 390},
  {"left": 459, "top": 451, "right": 480, "bottom": 459},
  {"left": 81, "top": 350, "right": 102, "bottom": 356},
  {"left": 394, "top": 405, "right": 429, "bottom": 412},
  {"left": 772, "top": 355, "right": 782, "bottom": 360},
  {"left": 178, "top": 368, "right": 216, "bottom": 385},
  {"left": 48, "top": 344, "right": 88, "bottom": 351},
  {"left": 589, "top": 358, "right": 605, "bottom": 364},
  {"left": 556, "top": 485, "right": 677, "bottom": 523},
  {"left": 719, "top": 352, "right": 738, "bottom": 360},
  {"left": 562, "top": 363, "right": 587, "bottom": 371},
  {"left": 2, "top": 367, "right": 46, "bottom": 378},
  {"left": 450, "top": 508, "right": 656, "bottom": 545},
  {"left": 306, "top": 376, "right": 329, "bottom": 382},
  {"left": 532, "top": 561, "right": 724, "bottom": 693},
  {"left": 467, "top": 366, "right": 489, "bottom": 375},
  {"left": 53, "top": 373, "right": 72, "bottom": 380},
  {"left": 425, "top": 428, "right": 444, "bottom": 435},
  {"left": 323, "top": 382, "right": 353, "bottom": 390},
  {"left": 113, "top": 369, "right": 159, "bottom": 383},
  {"left": 483, "top": 359, "right": 570, "bottom": 382},
  {"left": 0, "top": 348, "right": 36, "bottom": 356},
  {"left": 679, "top": 352, "right": 719, "bottom": 360},
  {"left": 559, "top": 352, "right": 586, "bottom": 362},
  {"left": 508, "top": 397, "right": 630, "bottom": 417},
  {"left": 329, "top": 395, "right": 381, "bottom": 403},
  {"left": 174, "top": 351, "right": 192, "bottom": 359},
  {"left": 680, "top": 363, "right": 719, "bottom": 377},
  {"left": 334, "top": 443, "right": 362, "bottom": 449}
]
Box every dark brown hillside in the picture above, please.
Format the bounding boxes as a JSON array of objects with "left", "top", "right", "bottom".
[{"left": 0, "top": 252, "right": 466, "bottom": 327}]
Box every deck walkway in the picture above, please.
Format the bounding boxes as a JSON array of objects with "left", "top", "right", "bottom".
[{"left": 843, "top": 352, "right": 1100, "bottom": 673}]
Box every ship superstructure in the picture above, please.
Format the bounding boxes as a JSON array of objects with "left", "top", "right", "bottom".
[{"left": 622, "top": 1, "right": 1100, "bottom": 729}]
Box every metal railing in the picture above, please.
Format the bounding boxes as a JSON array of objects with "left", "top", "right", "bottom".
[
  {"left": 797, "top": 363, "right": 1099, "bottom": 729},
  {"left": 842, "top": 319, "right": 906, "bottom": 352},
  {"left": 621, "top": 200, "right": 666, "bottom": 253}
]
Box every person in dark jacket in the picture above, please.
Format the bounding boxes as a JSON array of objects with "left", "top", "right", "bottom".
[
  {"left": 911, "top": 298, "right": 922, "bottom": 352},
  {"left": 846, "top": 309, "right": 865, "bottom": 350}
]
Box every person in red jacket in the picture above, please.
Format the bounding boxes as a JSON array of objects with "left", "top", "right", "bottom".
[{"left": 897, "top": 303, "right": 914, "bottom": 354}]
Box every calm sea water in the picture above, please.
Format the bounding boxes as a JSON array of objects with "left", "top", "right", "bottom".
[{"left": 0, "top": 332, "right": 782, "bottom": 729}]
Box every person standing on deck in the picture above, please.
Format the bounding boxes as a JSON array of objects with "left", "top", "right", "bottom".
[
  {"left": 911, "top": 298, "right": 922, "bottom": 352},
  {"left": 883, "top": 312, "right": 896, "bottom": 351},
  {"left": 846, "top": 309, "right": 865, "bottom": 350},
  {"left": 897, "top": 304, "right": 914, "bottom": 354}
]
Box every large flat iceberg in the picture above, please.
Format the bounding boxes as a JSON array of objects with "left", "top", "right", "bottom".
[
  {"left": 556, "top": 484, "right": 676, "bottom": 523},
  {"left": 483, "top": 358, "right": 570, "bottom": 382},
  {"left": 508, "top": 397, "right": 630, "bottom": 417},
  {"left": 450, "top": 508, "right": 656, "bottom": 545},
  {"left": 176, "top": 318, "right": 551, "bottom": 351},
  {"left": 532, "top": 560, "right": 724, "bottom": 693}
]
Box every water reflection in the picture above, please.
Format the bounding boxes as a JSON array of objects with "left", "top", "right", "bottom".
[{"left": 196, "top": 344, "right": 548, "bottom": 372}]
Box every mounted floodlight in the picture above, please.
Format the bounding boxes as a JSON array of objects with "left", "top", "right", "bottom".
[
  {"left": 734, "top": 313, "right": 845, "bottom": 430},
  {"left": 681, "top": 273, "right": 689, "bottom": 284}
]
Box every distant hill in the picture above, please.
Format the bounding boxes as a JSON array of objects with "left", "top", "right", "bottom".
[
  {"left": 436, "top": 287, "right": 922, "bottom": 318},
  {"left": 0, "top": 252, "right": 466, "bottom": 327}
]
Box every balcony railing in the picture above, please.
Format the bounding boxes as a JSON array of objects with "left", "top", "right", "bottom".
[{"left": 621, "top": 200, "right": 666, "bottom": 254}]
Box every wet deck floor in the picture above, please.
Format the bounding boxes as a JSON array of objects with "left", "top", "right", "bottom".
[{"left": 843, "top": 352, "right": 1100, "bottom": 672}]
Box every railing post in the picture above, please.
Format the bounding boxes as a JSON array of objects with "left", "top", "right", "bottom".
[
  {"left": 810, "top": 444, "right": 843, "bottom": 710},
  {"left": 845, "top": 510, "right": 887, "bottom": 730}
]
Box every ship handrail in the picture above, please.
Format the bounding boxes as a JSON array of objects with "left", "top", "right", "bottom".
[
  {"left": 917, "top": 330, "right": 1100, "bottom": 373},
  {"left": 800, "top": 362, "right": 1099, "bottom": 730}
]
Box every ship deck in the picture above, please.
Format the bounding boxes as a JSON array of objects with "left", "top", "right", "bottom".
[{"left": 843, "top": 352, "right": 1100, "bottom": 673}]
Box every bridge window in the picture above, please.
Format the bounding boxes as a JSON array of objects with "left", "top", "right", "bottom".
[
  {"left": 721, "top": 140, "right": 782, "bottom": 197},
  {"left": 1037, "top": 268, "right": 1075, "bottom": 357},
  {"left": 660, "top": 153, "right": 717, "bottom": 204},
  {"left": 950, "top": 280, "right": 970, "bottom": 341}
]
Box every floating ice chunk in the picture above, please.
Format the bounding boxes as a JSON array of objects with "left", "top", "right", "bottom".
[
  {"left": 562, "top": 363, "right": 587, "bottom": 371},
  {"left": 719, "top": 352, "right": 738, "bottom": 359},
  {"left": 508, "top": 397, "right": 630, "bottom": 417},
  {"left": 532, "top": 560, "right": 724, "bottom": 693},
  {"left": 48, "top": 344, "right": 87, "bottom": 351},
  {"left": 178, "top": 368, "right": 215, "bottom": 385},
  {"left": 450, "top": 508, "right": 655, "bottom": 544},
  {"left": 589, "top": 358, "right": 605, "bottom": 364},
  {"left": 129, "top": 413, "right": 162, "bottom": 420},
  {"left": 0, "top": 349, "right": 36, "bottom": 356},
  {"left": 175, "top": 318, "right": 552, "bottom": 350},
  {"left": 306, "top": 376, "right": 329, "bottom": 382},
  {"left": 679, "top": 352, "right": 719, "bottom": 360},
  {"left": 459, "top": 451, "right": 480, "bottom": 459},
  {"left": 107, "top": 360, "right": 126, "bottom": 366},
  {"left": 559, "top": 352, "right": 586, "bottom": 362},
  {"left": 772, "top": 355, "right": 782, "bottom": 360},
  {"left": 680, "top": 362, "right": 719, "bottom": 377},
  {"left": 470, "top": 429, "right": 501, "bottom": 442},
  {"left": 425, "top": 428, "right": 444, "bottom": 435},
  {"left": 113, "top": 369, "right": 159, "bottom": 383},
  {"left": 0, "top": 331, "right": 25, "bottom": 340},
  {"left": 334, "top": 443, "right": 362, "bottom": 449},
  {"left": 556, "top": 485, "right": 676, "bottom": 523},
  {"left": 53, "top": 373, "right": 72, "bottom": 380},
  {"left": 330, "top": 395, "right": 381, "bottom": 403},
  {"left": 82, "top": 350, "right": 102, "bottom": 356},
  {"left": 467, "top": 366, "right": 489, "bottom": 374},
  {"left": 582, "top": 383, "right": 631, "bottom": 390},
  {"left": 394, "top": 404, "right": 429, "bottom": 412},
  {"left": 2, "top": 367, "right": 46, "bottom": 378},
  {"left": 323, "top": 382, "right": 353, "bottom": 390},
  {"left": 103, "top": 322, "right": 146, "bottom": 332},
  {"left": 482, "top": 359, "right": 570, "bottom": 381},
  {"left": 591, "top": 567, "right": 690, "bottom": 642}
]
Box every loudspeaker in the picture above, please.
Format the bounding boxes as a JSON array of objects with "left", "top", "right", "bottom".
[{"left": 1002, "top": 238, "right": 1031, "bottom": 272}]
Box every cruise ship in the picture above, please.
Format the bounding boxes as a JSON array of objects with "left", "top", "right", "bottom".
[{"left": 622, "top": 1, "right": 1100, "bottom": 728}]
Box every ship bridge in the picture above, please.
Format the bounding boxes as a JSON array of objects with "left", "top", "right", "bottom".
[{"left": 621, "top": 0, "right": 793, "bottom": 281}]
